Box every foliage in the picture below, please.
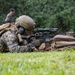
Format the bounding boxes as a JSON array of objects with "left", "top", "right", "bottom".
[
  {"left": 0, "top": 0, "right": 75, "bottom": 32},
  {"left": 0, "top": 50, "right": 75, "bottom": 75}
]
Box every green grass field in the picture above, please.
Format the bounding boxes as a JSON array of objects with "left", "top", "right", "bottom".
[{"left": 0, "top": 49, "right": 75, "bottom": 75}]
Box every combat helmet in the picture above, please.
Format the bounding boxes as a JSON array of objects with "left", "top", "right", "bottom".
[{"left": 15, "top": 15, "right": 36, "bottom": 30}]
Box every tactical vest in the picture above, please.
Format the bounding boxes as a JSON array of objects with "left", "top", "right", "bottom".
[{"left": 0, "top": 23, "right": 23, "bottom": 43}]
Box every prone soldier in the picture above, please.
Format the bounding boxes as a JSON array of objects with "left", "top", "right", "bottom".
[
  {"left": 1, "top": 15, "right": 75, "bottom": 52},
  {"left": 0, "top": 15, "right": 43, "bottom": 53}
]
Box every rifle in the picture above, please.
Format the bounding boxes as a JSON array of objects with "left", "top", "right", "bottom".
[{"left": 21, "top": 28, "right": 58, "bottom": 44}]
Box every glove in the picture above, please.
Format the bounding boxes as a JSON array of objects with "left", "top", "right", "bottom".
[
  {"left": 27, "top": 45, "right": 38, "bottom": 52},
  {"left": 31, "top": 39, "right": 44, "bottom": 47}
]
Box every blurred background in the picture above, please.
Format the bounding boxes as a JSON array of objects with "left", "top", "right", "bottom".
[{"left": 0, "top": 0, "right": 75, "bottom": 32}]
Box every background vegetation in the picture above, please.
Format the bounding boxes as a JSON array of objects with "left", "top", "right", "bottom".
[{"left": 0, "top": 0, "right": 75, "bottom": 32}]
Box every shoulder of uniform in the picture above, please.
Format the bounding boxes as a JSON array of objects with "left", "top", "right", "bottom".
[{"left": 7, "top": 13, "right": 11, "bottom": 17}]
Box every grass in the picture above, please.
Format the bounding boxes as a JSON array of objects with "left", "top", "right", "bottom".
[{"left": 0, "top": 49, "right": 75, "bottom": 75}]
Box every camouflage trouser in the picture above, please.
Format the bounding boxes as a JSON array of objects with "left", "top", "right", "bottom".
[
  {"left": 0, "top": 31, "right": 42, "bottom": 53},
  {"left": 0, "top": 39, "right": 5, "bottom": 52}
]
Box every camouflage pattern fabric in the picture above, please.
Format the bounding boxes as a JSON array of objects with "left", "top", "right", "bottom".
[
  {"left": 0, "top": 39, "right": 5, "bottom": 52},
  {"left": 0, "top": 30, "right": 42, "bottom": 53},
  {"left": 5, "top": 13, "right": 14, "bottom": 23},
  {"left": 0, "top": 31, "right": 32, "bottom": 52},
  {"left": 0, "top": 38, "right": 9, "bottom": 52},
  {"left": 0, "top": 23, "right": 23, "bottom": 43}
]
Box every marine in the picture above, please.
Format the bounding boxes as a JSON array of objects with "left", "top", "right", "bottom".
[
  {"left": 5, "top": 8, "right": 15, "bottom": 23},
  {"left": 0, "top": 15, "right": 42, "bottom": 53},
  {"left": 1, "top": 15, "right": 75, "bottom": 53}
]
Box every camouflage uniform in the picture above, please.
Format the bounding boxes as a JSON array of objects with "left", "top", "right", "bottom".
[
  {"left": 5, "top": 13, "right": 14, "bottom": 23},
  {"left": 0, "top": 30, "right": 42, "bottom": 53},
  {"left": 5, "top": 8, "right": 15, "bottom": 23}
]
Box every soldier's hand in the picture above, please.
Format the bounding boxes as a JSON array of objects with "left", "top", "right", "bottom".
[
  {"left": 31, "top": 47, "right": 38, "bottom": 52},
  {"left": 39, "top": 43, "right": 46, "bottom": 50}
]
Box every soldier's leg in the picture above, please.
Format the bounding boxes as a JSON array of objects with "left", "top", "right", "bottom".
[{"left": 0, "top": 39, "right": 6, "bottom": 52}]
